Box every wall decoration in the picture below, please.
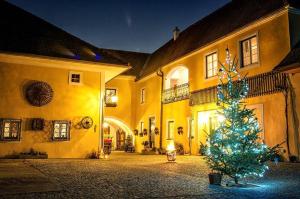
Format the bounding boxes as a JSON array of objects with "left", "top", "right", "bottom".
[
  {"left": 25, "top": 81, "right": 53, "bottom": 107},
  {"left": 52, "top": 120, "right": 70, "bottom": 141},
  {"left": 81, "top": 116, "right": 93, "bottom": 129},
  {"left": 143, "top": 128, "right": 148, "bottom": 136},
  {"left": 31, "top": 118, "right": 44, "bottom": 131},
  {"left": 177, "top": 127, "right": 183, "bottom": 135},
  {"left": 134, "top": 129, "right": 138, "bottom": 136},
  {"left": 154, "top": 127, "right": 159, "bottom": 135}
]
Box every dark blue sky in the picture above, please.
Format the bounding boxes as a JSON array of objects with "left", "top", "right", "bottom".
[{"left": 8, "top": 0, "right": 230, "bottom": 53}]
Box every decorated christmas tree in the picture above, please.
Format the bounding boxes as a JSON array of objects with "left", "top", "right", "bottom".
[{"left": 205, "top": 48, "right": 278, "bottom": 185}]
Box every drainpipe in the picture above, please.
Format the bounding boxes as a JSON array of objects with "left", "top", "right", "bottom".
[
  {"left": 99, "top": 72, "right": 105, "bottom": 157},
  {"left": 157, "top": 69, "right": 164, "bottom": 149}
]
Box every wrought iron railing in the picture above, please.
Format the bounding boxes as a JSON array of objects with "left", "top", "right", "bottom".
[
  {"left": 162, "top": 83, "right": 190, "bottom": 104},
  {"left": 189, "top": 72, "right": 288, "bottom": 106}
]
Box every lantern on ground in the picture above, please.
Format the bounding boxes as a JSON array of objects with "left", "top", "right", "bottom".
[{"left": 166, "top": 139, "right": 176, "bottom": 162}]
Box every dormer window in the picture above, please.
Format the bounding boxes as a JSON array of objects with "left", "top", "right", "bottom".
[{"left": 69, "top": 71, "right": 83, "bottom": 85}]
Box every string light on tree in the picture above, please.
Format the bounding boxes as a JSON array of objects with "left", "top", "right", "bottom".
[{"left": 205, "top": 48, "right": 279, "bottom": 185}]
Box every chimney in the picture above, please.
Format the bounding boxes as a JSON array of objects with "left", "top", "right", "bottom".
[{"left": 173, "top": 26, "right": 180, "bottom": 41}]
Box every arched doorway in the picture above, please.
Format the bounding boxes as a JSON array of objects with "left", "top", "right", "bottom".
[{"left": 103, "top": 117, "right": 134, "bottom": 151}]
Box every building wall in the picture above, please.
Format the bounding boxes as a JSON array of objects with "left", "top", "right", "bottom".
[
  {"left": 0, "top": 61, "right": 102, "bottom": 158},
  {"left": 134, "top": 75, "right": 162, "bottom": 152}
]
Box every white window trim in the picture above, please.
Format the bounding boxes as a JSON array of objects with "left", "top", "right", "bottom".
[
  {"left": 238, "top": 32, "right": 260, "bottom": 71},
  {"left": 69, "top": 71, "right": 83, "bottom": 85},
  {"left": 203, "top": 50, "right": 219, "bottom": 81},
  {"left": 166, "top": 119, "right": 175, "bottom": 140}
]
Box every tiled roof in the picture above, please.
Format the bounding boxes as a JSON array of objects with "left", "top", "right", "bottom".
[
  {"left": 138, "top": 0, "right": 299, "bottom": 79},
  {"left": 0, "top": 1, "right": 127, "bottom": 66},
  {"left": 274, "top": 41, "right": 300, "bottom": 72}
]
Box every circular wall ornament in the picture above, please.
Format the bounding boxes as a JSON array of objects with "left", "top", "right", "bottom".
[
  {"left": 81, "top": 116, "right": 94, "bottom": 129},
  {"left": 25, "top": 81, "right": 53, "bottom": 107}
]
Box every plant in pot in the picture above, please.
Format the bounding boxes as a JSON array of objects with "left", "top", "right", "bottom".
[{"left": 143, "top": 128, "right": 148, "bottom": 136}]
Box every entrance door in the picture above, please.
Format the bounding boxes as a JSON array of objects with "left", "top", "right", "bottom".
[
  {"left": 116, "top": 129, "right": 125, "bottom": 150},
  {"left": 149, "top": 117, "right": 155, "bottom": 148}
]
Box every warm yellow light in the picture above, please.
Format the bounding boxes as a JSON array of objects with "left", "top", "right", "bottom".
[
  {"left": 103, "top": 122, "right": 109, "bottom": 128},
  {"left": 166, "top": 139, "right": 175, "bottom": 151},
  {"left": 111, "top": 96, "right": 118, "bottom": 103},
  {"left": 217, "top": 114, "right": 225, "bottom": 122}
]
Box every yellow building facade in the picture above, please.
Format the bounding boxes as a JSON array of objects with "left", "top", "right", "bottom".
[
  {"left": 1, "top": 0, "right": 300, "bottom": 160},
  {"left": 105, "top": 1, "right": 300, "bottom": 161}
]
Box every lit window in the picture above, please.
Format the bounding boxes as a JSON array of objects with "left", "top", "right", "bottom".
[
  {"left": 140, "top": 122, "right": 144, "bottom": 133},
  {"left": 167, "top": 121, "right": 174, "bottom": 139},
  {"left": 69, "top": 71, "right": 82, "bottom": 85},
  {"left": 53, "top": 120, "right": 70, "bottom": 141},
  {"left": 141, "top": 88, "right": 146, "bottom": 104},
  {"left": 240, "top": 36, "right": 258, "bottom": 67},
  {"left": 0, "top": 119, "right": 21, "bottom": 141},
  {"left": 206, "top": 52, "right": 218, "bottom": 78},
  {"left": 105, "top": 88, "right": 117, "bottom": 107}
]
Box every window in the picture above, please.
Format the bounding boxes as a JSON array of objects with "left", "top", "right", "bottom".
[
  {"left": 240, "top": 36, "right": 258, "bottom": 67},
  {"left": 206, "top": 52, "right": 218, "bottom": 78},
  {"left": 141, "top": 88, "right": 146, "bottom": 104},
  {"left": 165, "top": 66, "right": 189, "bottom": 89},
  {"left": 53, "top": 120, "right": 70, "bottom": 141},
  {"left": 140, "top": 121, "right": 144, "bottom": 133},
  {"left": 167, "top": 121, "right": 174, "bottom": 139},
  {"left": 0, "top": 119, "right": 21, "bottom": 141},
  {"left": 105, "top": 88, "right": 117, "bottom": 107},
  {"left": 69, "top": 71, "right": 82, "bottom": 85}
]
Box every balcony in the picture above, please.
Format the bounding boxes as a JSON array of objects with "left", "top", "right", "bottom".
[
  {"left": 189, "top": 72, "right": 288, "bottom": 106},
  {"left": 162, "top": 83, "right": 190, "bottom": 104}
]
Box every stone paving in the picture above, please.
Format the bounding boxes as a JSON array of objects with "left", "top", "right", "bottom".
[{"left": 1, "top": 152, "right": 300, "bottom": 199}]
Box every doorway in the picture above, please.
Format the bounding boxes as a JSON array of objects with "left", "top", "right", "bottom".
[
  {"left": 149, "top": 117, "right": 155, "bottom": 148},
  {"left": 116, "top": 129, "right": 125, "bottom": 150}
]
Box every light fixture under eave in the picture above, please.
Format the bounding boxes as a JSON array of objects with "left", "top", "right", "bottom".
[{"left": 111, "top": 96, "right": 118, "bottom": 103}]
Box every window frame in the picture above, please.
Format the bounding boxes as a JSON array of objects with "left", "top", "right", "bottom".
[
  {"left": 105, "top": 88, "right": 118, "bottom": 107},
  {"left": 140, "top": 88, "right": 146, "bottom": 104},
  {"left": 239, "top": 34, "right": 259, "bottom": 68},
  {"left": 0, "top": 119, "right": 22, "bottom": 142},
  {"left": 167, "top": 120, "right": 175, "bottom": 139},
  {"left": 69, "top": 71, "right": 83, "bottom": 85},
  {"left": 140, "top": 121, "right": 144, "bottom": 133},
  {"left": 205, "top": 51, "right": 218, "bottom": 79},
  {"left": 52, "top": 120, "right": 71, "bottom": 141}
]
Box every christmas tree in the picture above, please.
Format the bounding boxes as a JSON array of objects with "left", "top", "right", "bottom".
[{"left": 205, "top": 48, "right": 277, "bottom": 185}]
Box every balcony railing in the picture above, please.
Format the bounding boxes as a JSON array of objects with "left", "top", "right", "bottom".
[
  {"left": 162, "top": 83, "right": 189, "bottom": 104},
  {"left": 189, "top": 72, "right": 288, "bottom": 106}
]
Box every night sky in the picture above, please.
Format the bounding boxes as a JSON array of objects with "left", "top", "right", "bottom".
[{"left": 8, "top": 0, "right": 230, "bottom": 53}]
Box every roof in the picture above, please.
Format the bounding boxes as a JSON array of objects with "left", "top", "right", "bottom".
[
  {"left": 102, "top": 49, "right": 150, "bottom": 76},
  {"left": 274, "top": 41, "right": 300, "bottom": 72},
  {"left": 0, "top": 1, "right": 128, "bottom": 66},
  {"left": 138, "top": 0, "right": 300, "bottom": 79}
]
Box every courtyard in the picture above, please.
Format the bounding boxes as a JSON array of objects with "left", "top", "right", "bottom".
[{"left": 0, "top": 152, "right": 299, "bottom": 199}]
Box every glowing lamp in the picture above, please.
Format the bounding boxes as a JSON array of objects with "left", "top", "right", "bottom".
[
  {"left": 103, "top": 122, "right": 109, "bottom": 128},
  {"left": 111, "top": 96, "right": 118, "bottom": 103},
  {"left": 166, "top": 139, "right": 176, "bottom": 162}
]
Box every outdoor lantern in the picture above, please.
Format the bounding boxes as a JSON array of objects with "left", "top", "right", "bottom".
[
  {"left": 166, "top": 139, "right": 176, "bottom": 162},
  {"left": 111, "top": 95, "right": 118, "bottom": 103}
]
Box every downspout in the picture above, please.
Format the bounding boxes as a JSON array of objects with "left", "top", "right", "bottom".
[
  {"left": 99, "top": 72, "right": 105, "bottom": 158},
  {"left": 157, "top": 69, "right": 164, "bottom": 149}
]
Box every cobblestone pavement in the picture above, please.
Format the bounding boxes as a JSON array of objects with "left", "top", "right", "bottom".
[{"left": 1, "top": 152, "right": 300, "bottom": 199}]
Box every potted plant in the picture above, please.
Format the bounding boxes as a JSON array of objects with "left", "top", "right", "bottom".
[
  {"left": 154, "top": 127, "right": 159, "bottom": 135},
  {"left": 143, "top": 128, "right": 148, "bottom": 136},
  {"left": 177, "top": 127, "right": 183, "bottom": 135},
  {"left": 208, "top": 171, "right": 222, "bottom": 185},
  {"left": 139, "top": 132, "right": 143, "bottom": 137}
]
